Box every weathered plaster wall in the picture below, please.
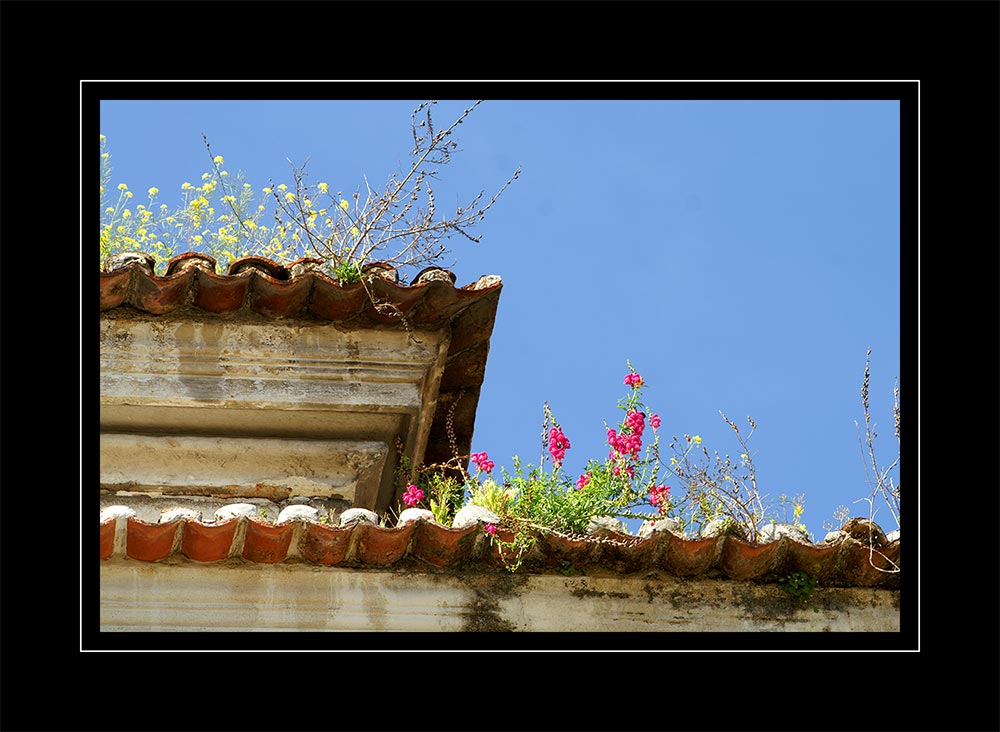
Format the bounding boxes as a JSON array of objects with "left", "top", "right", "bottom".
[
  {"left": 99, "top": 560, "right": 900, "bottom": 632},
  {"left": 100, "top": 315, "right": 451, "bottom": 512},
  {"left": 100, "top": 434, "right": 386, "bottom": 503}
]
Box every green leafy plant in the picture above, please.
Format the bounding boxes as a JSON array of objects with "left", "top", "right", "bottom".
[
  {"left": 470, "top": 367, "right": 687, "bottom": 541},
  {"left": 424, "top": 473, "right": 466, "bottom": 526},
  {"left": 779, "top": 571, "right": 819, "bottom": 610},
  {"left": 399, "top": 362, "right": 832, "bottom": 571},
  {"left": 332, "top": 259, "right": 362, "bottom": 285}
]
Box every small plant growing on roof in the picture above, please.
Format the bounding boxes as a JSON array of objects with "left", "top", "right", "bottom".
[
  {"left": 402, "top": 362, "right": 819, "bottom": 571},
  {"left": 99, "top": 101, "right": 520, "bottom": 282},
  {"left": 779, "top": 571, "right": 819, "bottom": 611}
]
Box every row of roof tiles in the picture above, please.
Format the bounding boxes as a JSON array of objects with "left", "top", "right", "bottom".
[
  {"left": 99, "top": 251, "right": 500, "bottom": 321},
  {"left": 99, "top": 504, "right": 900, "bottom": 588}
]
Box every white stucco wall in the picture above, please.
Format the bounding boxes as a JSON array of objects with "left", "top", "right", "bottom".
[{"left": 99, "top": 560, "right": 900, "bottom": 633}]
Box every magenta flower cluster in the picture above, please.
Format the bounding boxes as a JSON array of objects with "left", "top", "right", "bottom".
[
  {"left": 624, "top": 372, "right": 645, "bottom": 388},
  {"left": 446, "top": 365, "right": 674, "bottom": 533},
  {"left": 548, "top": 427, "right": 571, "bottom": 467},
  {"left": 607, "top": 371, "right": 670, "bottom": 511},
  {"left": 649, "top": 483, "right": 671, "bottom": 514},
  {"left": 402, "top": 484, "right": 424, "bottom": 507},
  {"left": 607, "top": 411, "right": 646, "bottom": 461},
  {"left": 470, "top": 451, "right": 494, "bottom": 473}
]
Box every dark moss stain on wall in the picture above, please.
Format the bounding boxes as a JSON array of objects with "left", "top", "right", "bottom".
[{"left": 454, "top": 572, "right": 528, "bottom": 632}]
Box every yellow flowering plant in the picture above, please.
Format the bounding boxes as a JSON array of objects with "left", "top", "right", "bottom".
[{"left": 99, "top": 101, "right": 520, "bottom": 283}]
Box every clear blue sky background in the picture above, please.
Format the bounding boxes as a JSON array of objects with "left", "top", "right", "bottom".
[{"left": 98, "top": 92, "right": 902, "bottom": 539}]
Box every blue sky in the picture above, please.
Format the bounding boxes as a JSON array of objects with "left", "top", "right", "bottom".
[{"left": 98, "top": 89, "right": 905, "bottom": 539}]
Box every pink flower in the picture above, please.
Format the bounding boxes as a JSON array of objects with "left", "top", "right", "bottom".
[
  {"left": 484, "top": 523, "right": 497, "bottom": 535},
  {"left": 608, "top": 417, "right": 644, "bottom": 460},
  {"left": 548, "top": 427, "right": 571, "bottom": 466},
  {"left": 624, "top": 373, "right": 644, "bottom": 388},
  {"left": 470, "top": 451, "right": 494, "bottom": 473},
  {"left": 650, "top": 413, "right": 661, "bottom": 429},
  {"left": 576, "top": 473, "right": 591, "bottom": 491},
  {"left": 649, "top": 484, "right": 671, "bottom": 514},
  {"left": 402, "top": 484, "right": 424, "bottom": 507}
]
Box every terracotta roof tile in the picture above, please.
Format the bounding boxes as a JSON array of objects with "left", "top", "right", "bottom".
[{"left": 99, "top": 512, "right": 900, "bottom": 588}]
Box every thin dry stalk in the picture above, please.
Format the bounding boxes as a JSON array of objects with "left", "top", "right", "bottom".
[{"left": 854, "top": 348, "right": 901, "bottom": 573}]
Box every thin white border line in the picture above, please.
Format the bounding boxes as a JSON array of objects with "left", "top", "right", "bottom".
[{"left": 85, "top": 83, "right": 914, "bottom": 650}]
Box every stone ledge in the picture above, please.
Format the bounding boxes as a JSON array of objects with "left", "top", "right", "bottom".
[{"left": 99, "top": 561, "right": 900, "bottom": 632}]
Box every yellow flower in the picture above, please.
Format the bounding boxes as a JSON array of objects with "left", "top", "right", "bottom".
[
  {"left": 100, "top": 134, "right": 106, "bottom": 142},
  {"left": 693, "top": 435, "right": 702, "bottom": 444},
  {"left": 339, "top": 199, "right": 350, "bottom": 211},
  {"left": 181, "top": 182, "right": 193, "bottom": 190},
  {"left": 277, "top": 184, "right": 287, "bottom": 191},
  {"left": 285, "top": 192, "right": 296, "bottom": 203},
  {"left": 351, "top": 226, "right": 360, "bottom": 237},
  {"left": 148, "top": 187, "right": 159, "bottom": 196},
  {"left": 122, "top": 209, "right": 131, "bottom": 219},
  {"left": 118, "top": 183, "right": 128, "bottom": 191},
  {"left": 124, "top": 191, "right": 133, "bottom": 199},
  {"left": 101, "top": 153, "right": 110, "bottom": 160},
  {"left": 202, "top": 173, "right": 212, "bottom": 181},
  {"left": 262, "top": 188, "right": 272, "bottom": 194},
  {"left": 317, "top": 182, "right": 329, "bottom": 193},
  {"left": 213, "top": 155, "right": 224, "bottom": 165}
]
